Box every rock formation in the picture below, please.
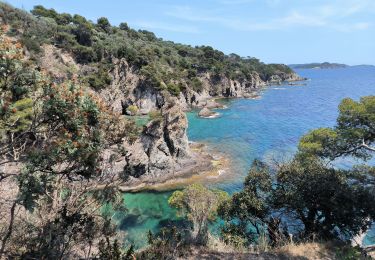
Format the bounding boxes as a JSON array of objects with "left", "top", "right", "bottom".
[
  {"left": 198, "top": 108, "right": 218, "bottom": 118},
  {"left": 99, "top": 58, "right": 303, "bottom": 116},
  {"left": 123, "top": 99, "right": 192, "bottom": 183},
  {"left": 37, "top": 46, "right": 304, "bottom": 184}
]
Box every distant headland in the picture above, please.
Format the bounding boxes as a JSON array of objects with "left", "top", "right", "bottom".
[
  {"left": 289, "top": 62, "right": 348, "bottom": 69},
  {"left": 289, "top": 62, "right": 375, "bottom": 70}
]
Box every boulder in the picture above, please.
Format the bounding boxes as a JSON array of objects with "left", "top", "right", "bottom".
[
  {"left": 205, "top": 99, "right": 225, "bottom": 109},
  {"left": 198, "top": 108, "right": 216, "bottom": 118}
]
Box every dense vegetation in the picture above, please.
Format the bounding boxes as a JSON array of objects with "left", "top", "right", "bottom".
[
  {"left": 0, "top": 2, "right": 374, "bottom": 259},
  {"left": 0, "top": 24, "right": 138, "bottom": 258},
  {"left": 167, "top": 96, "right": 375, "bottom": 254},
  {"left": 0, "top": 3, "right": 293, "bottom": 96}
]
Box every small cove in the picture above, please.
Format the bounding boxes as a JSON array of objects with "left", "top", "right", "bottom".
[{"left": 118, "top": 66, "right": 375, "bottom": 248}]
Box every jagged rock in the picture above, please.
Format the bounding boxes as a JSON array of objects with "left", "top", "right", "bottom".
[{"left": 124, "top": 101, "right": 190, "bottom": 179}]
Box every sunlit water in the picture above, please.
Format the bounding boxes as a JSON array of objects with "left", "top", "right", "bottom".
[{"left": 117, "top": 66, "right": 375, "bottom": 248}]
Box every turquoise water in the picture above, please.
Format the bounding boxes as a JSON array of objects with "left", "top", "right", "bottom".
[{"left": 119, "top": 66, "right": 375, "bottom": 248}]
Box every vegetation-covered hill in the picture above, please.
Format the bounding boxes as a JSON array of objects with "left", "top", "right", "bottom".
[
  {"left": 0, "top": 3, "right": 296, "bottom": 97},
  {"left": 1, "top": 2, "right": 373, "bottom": 259},
  {"left": 289, "top": 62, "right": 348, "bottom": 69}
]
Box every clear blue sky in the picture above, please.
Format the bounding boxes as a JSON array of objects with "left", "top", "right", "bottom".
[{"left": 4, "top": 0, "right": 375, "bottom": 65}]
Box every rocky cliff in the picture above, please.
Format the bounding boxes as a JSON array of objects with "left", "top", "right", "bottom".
[
  {"left": 120, "top": 99, "right": 215, "bottom": 188},
  {"left": 100, "top": 58, "right": 303, "bottom": 116},
  {"left": 124, "top": 100, "right": 189, "bottom": 177},
  {"left": 36, "top": 47, "right": 303, "bottom": 185}
]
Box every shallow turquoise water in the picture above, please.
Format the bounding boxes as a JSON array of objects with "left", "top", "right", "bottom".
[{"left": 119, "top": 66, "right": 375, "bottom": 248}]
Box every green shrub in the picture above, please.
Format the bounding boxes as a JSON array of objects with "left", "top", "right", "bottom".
[
  {"left": 86, "top": 68, "right": 111, "bottom": 90},
  {"left": 167, "top": 83, "right": 181, "bottom": 96},
  {"left": 189, "top": 78, "right": 203, "bottom": 92},
  {"left": 148, "top": 110, "right": 162, "bottom": 122},
  {"left": 20, "top": 36, "right": 41, "bottom": 53},
  {"left": 73, "top": 45, "right": 96, "bottom": 63},
  {"left": 126, "top": 105, "right": 138, "bottom": 116}
]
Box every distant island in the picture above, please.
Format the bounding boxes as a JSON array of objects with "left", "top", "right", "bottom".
[{"left": 289, "top": 62, "right": 348, "bottom": 69}]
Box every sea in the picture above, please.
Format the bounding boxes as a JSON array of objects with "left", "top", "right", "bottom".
[{"left": 112, "top": 66, "right": 375, "bottom": 248}]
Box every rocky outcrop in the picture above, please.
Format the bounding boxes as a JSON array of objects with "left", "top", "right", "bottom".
[
  {"left": 198, "top": 108, "right": 219, "bottom": 118},
  {"left": 37, "top": 47, "right": 303, "bottom": 184},
  {"left": 99, "top": 58, "right": 164, "bottom": 115},
  {"left": 123, "top": 100, "right": 192, "bottom": 182}
]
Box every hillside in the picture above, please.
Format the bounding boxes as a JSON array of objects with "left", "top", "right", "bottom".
[
  {"left": 0, "top": 3, "right": 301, "bottom": 113},
  {"left": 0, "top": 2, "right": 303, "bottom": 184},
  {"left": 1, "top": 3, "right": 374, "bottom": 260}
]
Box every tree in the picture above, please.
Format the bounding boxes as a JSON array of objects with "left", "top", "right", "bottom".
[
  {"left": 31, "top": 5, "right": 57, "bottom": 19},
  {"left": 168, "top": 184, "right": 228, "bottom": 245},
  {"left": 97, "top": 17, "right": 111, "bottom": 33},
  {"left": 219, "top": 96, "right": 375, "bottom": 248},
  {"left": 119, "top": 22, "right": 129, "bottom": 31},
  {"left": 0, "top": 30, "right": 136, "bottom": 258},
  {"left": 273, "top": 156, "right": 375, "bottom": 240},
  {"left": 218, "top": 160, "right": 284, "bottom": 247},
  {"left": 72, "top": 14, "right": 93, "bottom": 47},
  {"left": 219, "top": 157, "right": 375, "bottom": 248},
  {"left": 299, "top": 96, "right": 375, "bottom": 160}
]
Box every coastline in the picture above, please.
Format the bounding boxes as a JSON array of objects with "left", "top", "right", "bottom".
[
  {"left": 119, "top": 142, "right": 230, "bottom": 192},
  {"left": 120, "top": 78, "right": 307, "bottom": 193}
]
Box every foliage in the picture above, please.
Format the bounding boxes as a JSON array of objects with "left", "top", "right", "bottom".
[
  {"left": 299, "top": 96, "right": 375, "bottom": 160},
  {"left": 97, "top": 17, "right": 111, "bottom": 33},
  {"left": 219, "top": 96, "right": 375, "bottom": 248},
  {"left": 167, "top": 83, "right": 182, "bottom": 96},
  {"left": 137, "top": 227, "right": 188, "bottom": 260},
  {"left": 0, "top": 30, "right": 136, "bottom": 258},
  {"left": 85, "top": 65, "right": 112, "bottom": 90},
  {"left": 148, "top": 110, "right": 163, "bottom": 122},
  {"left": 169, "top": 184, "right": 229, "bottom": 245},
  {"left": 0, "top": 2, "right": 295, "bottom": 96},
  {"left": 126, "top": 105, "right": 138, "bottom": 116},
  {"left": 220, "top": 157, "right": 375, "bottom": 248},
  {"left": 98, "top": 238, "right": 134, "bottom": 260}
]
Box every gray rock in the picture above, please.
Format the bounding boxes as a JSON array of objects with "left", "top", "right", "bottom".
[
  {"left": 198, "top": 108, "right": 215, "bottom": 118},
  {"left": 123, "top": 101, "right": 191, "bottom": 179}
]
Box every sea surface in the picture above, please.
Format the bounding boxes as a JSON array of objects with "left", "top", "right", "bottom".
[{"left": 117, "top": 66, "right": 375, "bottom": 248}]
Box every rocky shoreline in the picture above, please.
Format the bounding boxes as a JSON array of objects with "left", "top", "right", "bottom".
[
  {"left": 119, "top": 142, "right": 229, "bottom": 192},
  {"left": 36, "top": 46, "right": 306, "bottom": 192},
  {"left": 118, "top": 77, "right": 307, "bottom": 192}
]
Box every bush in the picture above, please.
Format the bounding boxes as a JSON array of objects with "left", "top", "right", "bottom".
[
  {"left": 20, "top": 36, "right": 41, "bottom": 53},
  {"left": 73, "top": 45, "right": 96, "bottom": 63},
  {"left": 86, "top": 67, "right": 111, "bottom": 90},
  {"left": 126, "top": 105, "right": 138, "bottom": 116},
  {"left": 148, "top": 110, "right": 162, "bottom": 121},
  {"left": 167, "top": 83, "right": 181, "bottom": 96},
  {"left": 97, "top": 17, "right": 111, "bottom": 33},
  {"left": 189, "top": 78, "right": 203, "bottom": 92}
]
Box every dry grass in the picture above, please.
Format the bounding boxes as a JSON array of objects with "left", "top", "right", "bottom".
[
  {"left": 183, "top": 238, "right": 367, "bottom": 260},
  {"left": 275, "top": 242, "right": 336, "bottom": 260}
]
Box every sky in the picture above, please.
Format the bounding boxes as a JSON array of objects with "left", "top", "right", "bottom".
[{"left": 4, "top": 0, "right": 375, "bottom": 65}]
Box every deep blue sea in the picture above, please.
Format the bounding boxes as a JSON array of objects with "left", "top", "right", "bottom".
[{"left": 119, "top": 66, "right": 375, "bottom": 248}]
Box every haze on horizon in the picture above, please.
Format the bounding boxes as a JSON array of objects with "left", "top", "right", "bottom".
[{"left": 4, "top": 0, "right": 375, "bottom": 65}]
